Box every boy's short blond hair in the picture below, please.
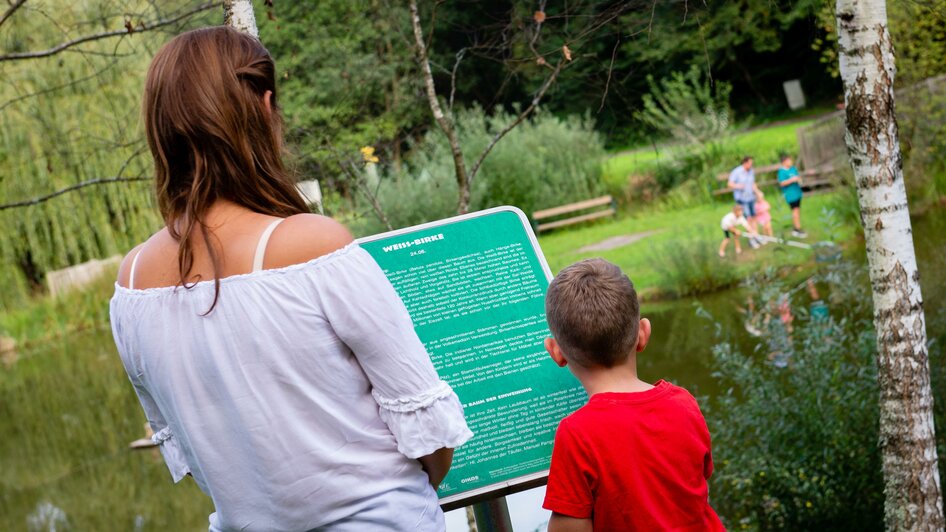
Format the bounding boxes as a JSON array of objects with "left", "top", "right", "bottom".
[{"left": 545, "top": 258, "right": 640, "bottom": 368}]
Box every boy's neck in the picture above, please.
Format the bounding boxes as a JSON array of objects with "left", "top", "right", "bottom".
[{"left": 572, "top": 355, "right": 654, "bottom": 396}]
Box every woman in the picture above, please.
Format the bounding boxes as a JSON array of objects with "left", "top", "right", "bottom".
[{"left": 110, "top": 27, "right": 471, "bottom": 531}]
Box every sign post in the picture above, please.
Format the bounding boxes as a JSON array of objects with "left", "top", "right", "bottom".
[
  {"left": 472, "top": 498, "right": 514, "bottom": 532},
  {"left": 358, "top": 207, "right": 586, "bottom": 515}
]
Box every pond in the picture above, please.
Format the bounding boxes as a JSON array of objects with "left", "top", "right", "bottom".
[{"left": 2, "top": 209, "right": 944, "bottom": 531}]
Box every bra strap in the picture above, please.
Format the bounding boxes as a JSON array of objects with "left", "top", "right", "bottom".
[
  {"left": 128, "top": 247, "right": 143, "bottom": 290},
  {"left": 252, "top": 219, "right": 285, "bottom": 272}
]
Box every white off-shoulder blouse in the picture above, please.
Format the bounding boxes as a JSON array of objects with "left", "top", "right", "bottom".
[{"left": 110, "top": 243, "right": 473, "bottom": 531}]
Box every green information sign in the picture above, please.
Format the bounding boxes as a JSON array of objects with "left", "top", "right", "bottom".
[{"left": 358, "top": 207, "right": 587, "bottom": 510}]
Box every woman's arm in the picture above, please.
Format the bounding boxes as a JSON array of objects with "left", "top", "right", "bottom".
[
  {"left": 548, "top": 513, "right": 593, "bottom": 532},
  {"left": 418, "top": 447, "right": 454, "bottom": 487},
  {"left": 310, "top": 243, "right": 473, "bottom": 474}
]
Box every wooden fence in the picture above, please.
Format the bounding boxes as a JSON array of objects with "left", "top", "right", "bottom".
[{"left": 796, "top": 74, "right": 946, "bottom": 174}]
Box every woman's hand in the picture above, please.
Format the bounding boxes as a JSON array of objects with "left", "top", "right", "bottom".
[{"left": 418, "top": 447, "right": 454, "bottom": 488}]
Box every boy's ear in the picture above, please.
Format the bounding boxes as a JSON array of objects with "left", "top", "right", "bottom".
[
  {"left": 636, "top": 318, "right": 652, "bottom": 353},
  {"left": 544, "top": 337, "right": 568, "bottom": 367}
]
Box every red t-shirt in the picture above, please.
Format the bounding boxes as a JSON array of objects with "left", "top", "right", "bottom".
[{"left": 543, "top": 380, "right": 725, "bottom": 531}]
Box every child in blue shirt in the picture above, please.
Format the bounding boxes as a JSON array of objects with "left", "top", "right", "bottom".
[{"left": 777, "top": 155, "right": 807, "bottom": 237}]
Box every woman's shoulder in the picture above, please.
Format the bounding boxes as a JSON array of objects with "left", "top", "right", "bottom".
[
  {"left": 116, "top": 228, "right": 173, "bottom": 288},
  {"left": 265, "top": 214, "right": 355, "bottom": 269}
]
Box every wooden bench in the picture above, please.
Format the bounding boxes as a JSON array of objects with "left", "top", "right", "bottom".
[
  {"left": 712, "top": 162, "right": 838, "bottom": 196},
  {"left": 532, "top": 195, "right": 616, "bottom": 233}
]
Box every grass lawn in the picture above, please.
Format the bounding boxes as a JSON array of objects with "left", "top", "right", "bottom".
[{"left": 537, "top": 191, "right": 859, "bottom": 300}]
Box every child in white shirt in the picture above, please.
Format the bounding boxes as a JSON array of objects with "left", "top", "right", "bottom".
[{"left": 719, "top": 204, "right": 751, "bottom": 257}]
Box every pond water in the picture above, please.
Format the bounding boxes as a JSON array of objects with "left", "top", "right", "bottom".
[{"left": 2, "top": 209, "right": 944, "bottom": 531}]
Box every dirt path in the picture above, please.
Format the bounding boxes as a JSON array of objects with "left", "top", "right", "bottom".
[{"left": 577, "top": 230, "right": 663, "bottom": 253}]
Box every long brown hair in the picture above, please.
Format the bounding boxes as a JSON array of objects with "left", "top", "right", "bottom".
[{"left": 142, "top": 26, "right": 307, "bottom": 309}]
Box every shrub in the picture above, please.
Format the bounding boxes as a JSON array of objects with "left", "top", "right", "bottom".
[
  {"left": 472, "top": 109, "right": 605, "bottom": 215},
  {"left": 345, "top": 105, "right": 606, "bottom": 235},
  {"left": 704, "top": 262, "right": 885, "bottom": 530},
  {"left": 636, "top": 65, "right": 734, "bottom": 146}
]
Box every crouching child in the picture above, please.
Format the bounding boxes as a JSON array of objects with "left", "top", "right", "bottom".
[
  {"left": 719, "top": 204, "right": 753, "bottom": 257},
  {"left": 542, "top": 258, "right": 725, "bottom": 532}
]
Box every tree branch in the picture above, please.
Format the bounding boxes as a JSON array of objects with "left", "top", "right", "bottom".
[
  {"left": 468, "top": 59, "right": 564, "bottom": 183},
  {"left": 448, "top": 47, "right": 466, "bottom": 111},
  {"left": 598, "top": 38, "right": 620, "bottom": 113},
  {"left": 0, "top": 0, "right": 27, "bottom": 30},
  {"left": 0, "top": 176, "right": 151, "bottom": 211},
  {"left": 0, "top": 58, "right": 121, "bottom": 112},
  {"left": 0, "top": 2, "right": 220, "bottom": 62}
]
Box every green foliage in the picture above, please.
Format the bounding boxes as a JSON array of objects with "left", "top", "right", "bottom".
[
  {"left": 812, "top": 0, "right": 946, "bottom": 84},
  {"left": 0, "top": 1, "right": 207, "bottom": 310},
  {"left": 637, "top": 65, "right": 733, "bottom": 146},
  {"left": 611, "top": 0, "right": 834, "bottom": 137},
  {"left": 471, "top": 110, "right": 605, "bottom": 215},
  {"left": 706, "top": 262, "right": 885, "bottom": 530},
  {"left": 898, "top": 78, "right": 946, "bottom": 204},
  {"left": 258, "top": 0, "right": 426, "bottom": 186},
  {"left": 349, "top": 106, "right": 605, "bottom": 235}
]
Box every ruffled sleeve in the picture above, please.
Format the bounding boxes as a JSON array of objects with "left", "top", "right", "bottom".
[
  {"left": 312, "top": 245, "right": 473, "bottom": 459},
  {"left": 149, "top": 423, "right": 191, "bottom": 483},
  {"left": 127, "top": 378, "right": 191, "bottom": 483}
]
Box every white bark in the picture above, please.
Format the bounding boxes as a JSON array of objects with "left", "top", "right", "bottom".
[
  {"left": 223, "top": 0, "right": 258, "bottom": 39},
  {"left": 836, "top": 0, "right": 944, "bottom": 529}
]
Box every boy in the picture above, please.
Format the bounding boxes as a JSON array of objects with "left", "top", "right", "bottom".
[
  {"left": 542, "top": 259, "right": 724, "bottom": 531},
  {"left": 719, "top": 204, "right": 753, "bottom": 257},
  {"left": 777, "top": 155, "right": 807, "bottom": 237}
]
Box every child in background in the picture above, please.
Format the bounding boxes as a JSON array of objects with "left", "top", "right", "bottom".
[
  {"left": 542, "top": 259, "right": 725, "bottom": 532},
  {"left": 755, "top": 190, "right": 774, "bottom": 239},
  {"left": 777, "top": 154, "right": 807, "bottom": 237},
  {"left": 719, "top": 204, "right": 752, "bottom": 257}
]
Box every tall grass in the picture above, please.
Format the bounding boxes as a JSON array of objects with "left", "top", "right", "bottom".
[{"left": 646, "top": 228, "right": 743, "bottom": 297}]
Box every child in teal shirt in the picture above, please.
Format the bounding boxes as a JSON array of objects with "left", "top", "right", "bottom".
[{"left": 777, "top": 155, "right": 806, "bottom": 237}]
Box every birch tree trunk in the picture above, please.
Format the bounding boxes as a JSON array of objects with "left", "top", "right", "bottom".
[
  {"left": 835, "top": 1, "right": 944, "bottom": 529},
  {"left": 408, "top": 0, "right": 472, "bottom": 214},
  {"left": 223, "top": 0, "right": 258, "bottom": 39}
]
